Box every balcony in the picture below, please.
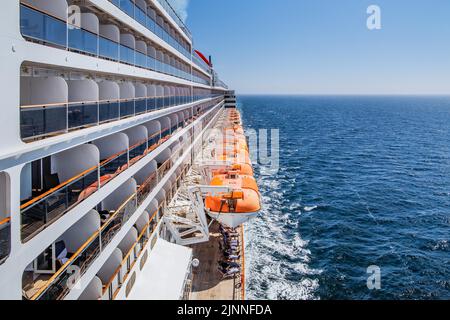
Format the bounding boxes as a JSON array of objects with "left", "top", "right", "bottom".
[
  {"left": 25, "top": 125, "right": 201, "bottom": 300},
  {"left": 20, "top": 3, "right": 193, "bottom": 82},
  {"left": 109, "top": 0, "right": 192, "bottom": 59},
  {"left": 193, "top": 53, "right": 211, "bottom": 75},
  {"left": 20, "top": 3, "right": 67, "bottom": 48},
  {"left": 155, "top": 0, "right": 193, "bottom": 42},
  {"left": 20, "top": 74, "right": 198, "bottom": 142},
  {"left": 19, "top": 99, "right": 221, "bottom": 243}
]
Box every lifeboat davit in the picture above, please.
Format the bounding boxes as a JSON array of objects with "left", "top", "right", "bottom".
[
  {"left": 205, "top": 108, "right": 260, "bottom": 228},
  {"left": 205, "top": 173, "right": 261, "bottom": 228},
  {"left": 218, "top": 152, "right": 252, "bottom": 167}
]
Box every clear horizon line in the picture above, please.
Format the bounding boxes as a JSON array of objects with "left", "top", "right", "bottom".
[{"left": 235, "top": 92, "right": 450, "bottom": 96}]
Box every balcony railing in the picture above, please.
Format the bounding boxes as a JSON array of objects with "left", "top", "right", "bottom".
[
  {"left": 20, "top": 95, "right": 198, "bottom": 142},
  {"left": 20, "top": 128, "right": 169, "bottom": 243},
  {"left": 193, "top": 54, "right": 211, "bottom": 75},
  {"left": 193, "top": 75, "right": 211, "bottom": 86},
  {"left": 68, "top": 26, "right": 98, "bottom": 56},
  {"left": 215, "top": 80, "right": 229, "bottom": 90},
  {"left": 18, "top": 99, "right": 221, "bottom": 243},
  {"left": 102, "top": 157, "right": 193, "bottom": 300},
  {"left": 109, "top": 0, "right": 192, "bottom": 59},
  {"left": 29, "top": 132, "right": 198, "bottom": 300},
  {"left": 20, "top": 4, "right": 192, "bottom": 81},
  {"left": 30, "top": 193, "right": 137, "bottom": 300},
  {"left": 103, "top": 207, "right": 160, "bottom": 299},
  {"left": 20, "top": 3, "right": 66, "bottom": 48},
  {"left": 156, "top": 0, "right": 193, "bottom": 42},
  {"left": 0, "top": 218, "right": 11, "bottom": 265},
  {"left": 21, "top": 165, "right": 100, "bottom": 242}
]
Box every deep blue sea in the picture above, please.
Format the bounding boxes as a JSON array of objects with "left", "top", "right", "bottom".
[{"left": 241, "top": 95, "right": 450, "bottom": 300}]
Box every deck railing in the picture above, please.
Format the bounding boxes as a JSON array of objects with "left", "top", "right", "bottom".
[
  {"left": 20, "top": 165, "right": 100, "bottom": 242},
  {"left": 155, "top": 0, "right": 193, "bottom": 42},
  {"left": 20, "top": 95, "right": 209, "bottom": 142},
  {"left": 20, "top": 3, "right": 192, "bottom": 80},
  {"left": 30, "top": 192, "right": 138, "bottom": 300},
  {"left": 102, "top": 209, "right": 158, "bottom": 300},
  {"left": 193, "top": 54, "right": 211, "bottom": 75},
  {"left": 110, "top": 0, "right": 192, "bottom": 58},
  {"left": 103, "top": 156, "right": 193, "bottom": 300},
  {"left": 21, "top": 99, "right": 218, "bottom": 244},
  {"left": 29, "top": 135, "right": 197, "bottom": 300},
  {"left": 20, "top": 127, "right": 171, "bottom": 242}
]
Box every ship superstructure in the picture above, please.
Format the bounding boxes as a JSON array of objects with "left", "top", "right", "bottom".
[{"left": 0, "top": 0, "right": 256, "bottom": 300}]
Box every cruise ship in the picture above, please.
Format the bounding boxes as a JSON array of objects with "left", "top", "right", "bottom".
[{"left": 0, "top": 0, "right": 260, "bottom": 300}]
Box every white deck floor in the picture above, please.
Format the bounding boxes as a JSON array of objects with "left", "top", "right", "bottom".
[{"left": 126, "top": 239, "right": 192, "bottom": 300}]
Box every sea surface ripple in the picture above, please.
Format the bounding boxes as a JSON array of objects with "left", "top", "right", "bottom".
[{"left": 241, "top": 95, "right": 450, "bottom": 300}]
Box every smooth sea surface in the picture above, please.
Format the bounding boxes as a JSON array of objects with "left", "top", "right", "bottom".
[{"left": 240, "top": 95, "right": 450, "bottom": 300}]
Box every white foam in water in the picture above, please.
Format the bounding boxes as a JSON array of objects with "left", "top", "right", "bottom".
[
  {"left": 245, "top": 175, "right": 322, "bottom": 300},
  {"left": 304, "top": 206, "right": 318, "bottom": 212}
]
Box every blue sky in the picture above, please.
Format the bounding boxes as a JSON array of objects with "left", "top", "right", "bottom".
[{"left": 182, "top": 0, "right": 450, "bottom": 94}]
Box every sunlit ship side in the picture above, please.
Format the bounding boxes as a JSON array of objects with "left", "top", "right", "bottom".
[{"left": 0, "top": 0, "right": 258, "bottom": 301}]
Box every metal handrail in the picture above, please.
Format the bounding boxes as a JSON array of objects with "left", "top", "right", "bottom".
[
  {"left": 20, "top": 96, "right": 161, "bottom": 110},
  {"left": 30, "top": 192, "right": 137, "bottom": 300},
  {"left": 0, "top": 218, "right": 11, "bottom": 226},
  {"left": 102, "top": 209, "right": 158, "bottom": 299},
  {"left": 30, "top": 152, "right": 185, "bottom": 300},
  {"left": 28, "top": 103, "right": 221, "bottom": 300},
  {"left": 21, "top": 127, "right": 168, "bottom": 216},
  {"left": 21, "top": 3, "right": 191, "bottom": 80},
  {"left": 156, "top": 0, "right": 192, "bottom": 41}
]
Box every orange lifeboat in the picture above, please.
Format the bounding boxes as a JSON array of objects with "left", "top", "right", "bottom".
[
  {"left": 205, "top": 174, "right": 260, "bottom": 213},
  {"left": 211, "top": 163, "right": 254, "bottom": 177},
  {"left": 205, "top": 109, "right": 260, "bottom": 228},
  {"left": 218, "top": 152, "right": 252, "bottom": 166},
  {"left": 205, "top": 173, "right": 260, "bottom": 228},
  {"left": 223, "top": 142, "right": 248, "bottom": 152}
]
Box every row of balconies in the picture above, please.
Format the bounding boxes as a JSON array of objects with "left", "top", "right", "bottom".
[
  {"left": 79, "top": 104, "right": 221, "bottom": 301},
  {"left": 19, "top": 103, "right": 221, "bottom": 300},
  {"left": 155, "top": 0, "right": 192, "bottom": 42},
  {"left": 20, "top": 71, "right": 220, "bottom": 142},
  {"left": 193, "top": 68, "right": 213, "bottom": 86},
  {"left": 192, "top": 53, "right": 212, "bottom": 75},
  {"left": 19, "top": 98, "right": 221, "bottom": 243},
  {"left": 19, "top": 1, "right": 205, "bottom": 84},
  {"left": 109, "top": 0, "right": 191, "bottom": 59},
  {"left": 0, "top": 97, "right": 220, "bottom": 270}
]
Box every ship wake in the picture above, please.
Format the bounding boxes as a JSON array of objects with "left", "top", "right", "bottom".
[{"left": 245, "top": 176, "right": 322, "bottom": 300}]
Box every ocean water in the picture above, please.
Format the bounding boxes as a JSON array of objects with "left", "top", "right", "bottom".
[{"left": 241, "top": 95, "right": 450, "bottom": 300}]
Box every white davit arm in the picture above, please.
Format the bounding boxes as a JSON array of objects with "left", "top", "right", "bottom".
[
  {"left": 164, "top": 185, "right": 232, "bottom": 246},
  {"left": 199, "top": 160, "right": 233, "bottom": 184}
]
